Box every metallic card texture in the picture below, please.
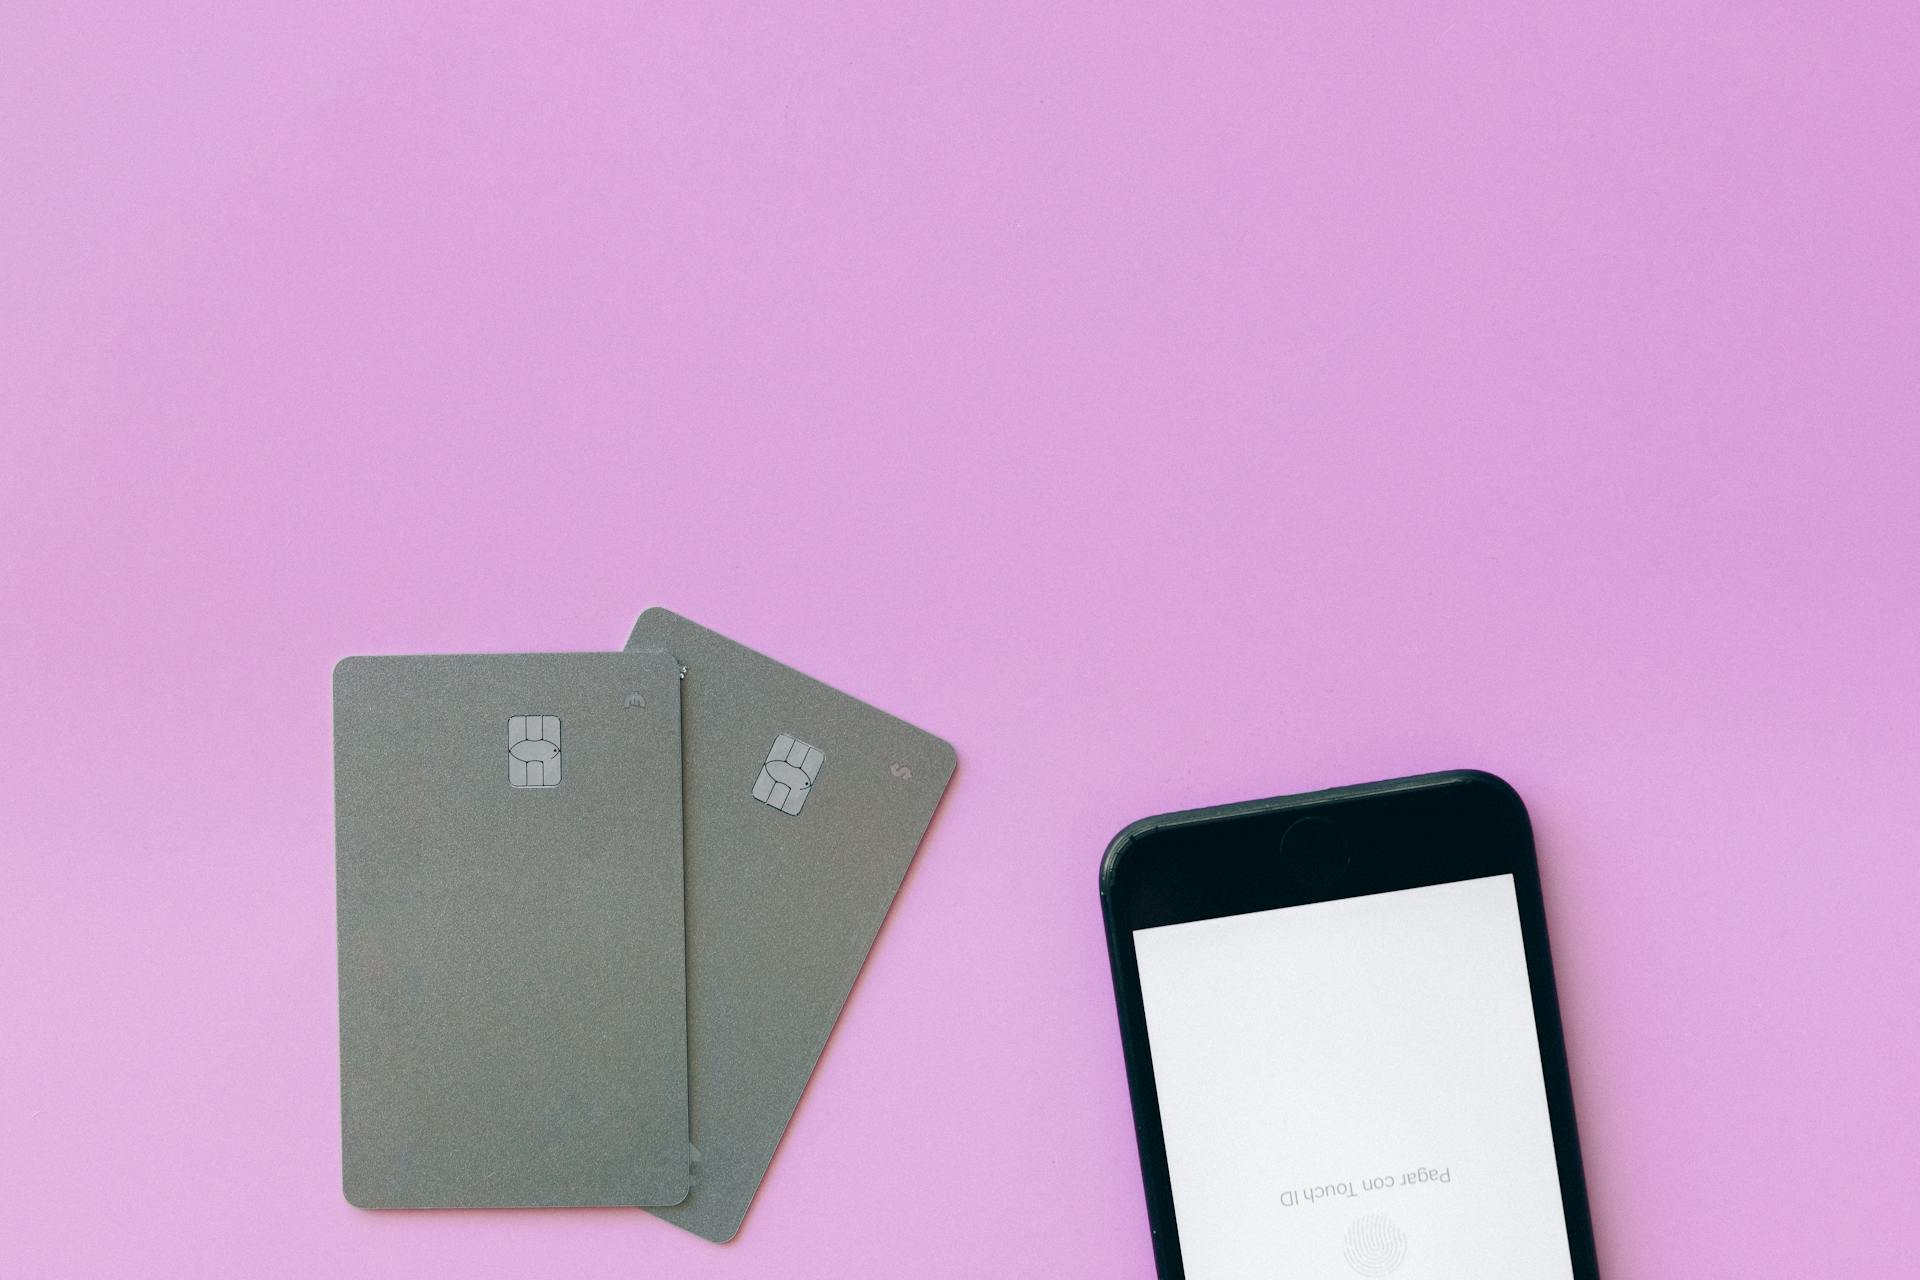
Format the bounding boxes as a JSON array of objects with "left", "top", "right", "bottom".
[
  {"left": 625, "top": 608, "right": 957, "bottom": 1242},
  {"left": 333, "top": 651, "right": 691, "bottom": 1208}
]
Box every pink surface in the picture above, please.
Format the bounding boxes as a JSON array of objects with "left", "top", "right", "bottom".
[{"left": 3, "top": 4, "right": 1916, "bottom": 1276}]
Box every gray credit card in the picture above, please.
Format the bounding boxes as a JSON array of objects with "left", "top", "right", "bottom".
[
  {"left": 625, "top": 609, "right": 957, "bottom": 1241},
  {"left": 333, "top": 650, "right": 691, "bottom": 1208}
]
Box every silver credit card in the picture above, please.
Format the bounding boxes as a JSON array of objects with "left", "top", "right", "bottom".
[
  {"left": 626, "top": 609, "right": 956, "bottom": 1241},
  {"left": 333, "top": 650, "right": 691, "bottom": 1208}
]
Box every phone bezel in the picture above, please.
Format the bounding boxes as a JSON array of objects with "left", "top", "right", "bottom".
[{"left": 1099, "top": 770, "right": 1600, "bottom": 1279}]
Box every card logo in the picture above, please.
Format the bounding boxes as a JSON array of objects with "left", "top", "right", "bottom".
[
  {"left": 753, "top": 734, "right": 823, "bottom": 815},
  {"left": 508, "top": 716, "right": 562, "bottom": 787}
]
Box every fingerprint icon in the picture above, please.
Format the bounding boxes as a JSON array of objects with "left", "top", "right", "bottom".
[{"left": 1343, "top": 1214, "right": 1408, "bottom": 1276}]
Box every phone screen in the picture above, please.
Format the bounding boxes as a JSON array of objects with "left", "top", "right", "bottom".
[{"left": 1132, "top": 873, "right": 1575, "bottom": 1279}]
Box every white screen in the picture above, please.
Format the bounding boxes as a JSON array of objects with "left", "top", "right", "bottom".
[{"left": 1133, "top": 874, "right": 1573, "bottom": 1279}]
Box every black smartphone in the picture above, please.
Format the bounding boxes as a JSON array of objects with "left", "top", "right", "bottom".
[{"left": 1100, "top": 771, "right": 1599, "bottom": 1279}]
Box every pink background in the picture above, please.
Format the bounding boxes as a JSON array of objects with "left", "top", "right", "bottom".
[{"left": 3, "top": 4, "right": 1916, "bottom": 1276}]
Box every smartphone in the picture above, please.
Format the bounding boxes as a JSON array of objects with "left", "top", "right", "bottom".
[{"left": 1100, "top": 771, "right": 1599, "bottom": 1279}]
